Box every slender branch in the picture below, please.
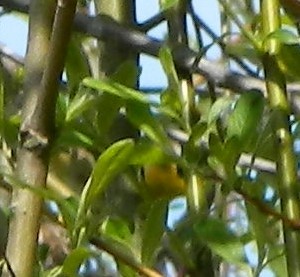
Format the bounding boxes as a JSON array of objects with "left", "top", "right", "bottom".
[
  {"left": 0, "top": 0, "right": 273, "bottom": 95},
  {"left": 90, "top": 237, "right": 163, "bottom": 277},
  {"left": 138, "top": 12, "right": 165, "bottom": 32},
  {"left": 3, "top": 0, "right": 56, "bottom": 276},
  {"left": 188, "top": 4, "right": 258, "bottom": 77},
  {"left": 218, "top": 0, "right": 261, "bottom": 50},
  {"left": 3, "top": 0, "right": 300, "bottom": 103},
  {"left": 3, "top": 0, "right": 77, "bottom": 276},
  {"left": 236, "top": 188, "right": 300, "bottom": 231}
]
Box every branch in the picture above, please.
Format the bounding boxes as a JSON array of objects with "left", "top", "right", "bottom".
[
  {"left": 3, "top": 0, "right": 56, "bottom": 275},
  {"left": 2, "top": 0, "right": 300, "bottom": 98},
  {"left": 0, "top": 0, "right": 273, "bottom": 95},
  {"left": 90, "top": 237, "right": 163, "bottom": 277},
  {"left": 3, "top": 0, "right": 77, "bottom": 276},
  {"left": 236, "top": 187, "right": 300, "bottom": 231}
]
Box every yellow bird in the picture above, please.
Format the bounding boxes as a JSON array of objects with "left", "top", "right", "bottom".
[{"left": 143, "top": 164, "right": 187, "bottom": 199}]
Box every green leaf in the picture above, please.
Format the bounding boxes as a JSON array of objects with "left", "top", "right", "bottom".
[
  {"left": 194, "top": 219, "right": 246, "bottom": 266},
  {"left": 141, "top": 199, "right": 168, "bottom": 265},
  {"left": 226, "top": 90, "right": 264, "bottom": 148},
  {"left": 111, "top": 60, "right": 139, "bottom": 87},
  {"left": 267, "top": 29, "right": 300, "bottom": 45},
  {"left": 189, "top": 122, "right": 207, "bottom": 144},
  {"left": 268, "top": 245, "right": 287, "bottom": 277},
  {"left": 79, "top": 139, "right": 135, "bottom": 212},
  {"left": 130, "top": 138, "right": 171, "bottom": 165},
  {"left": 126, "top": 102, "right": 171, "bottom": 148},
  {"left": 66, "top": 90, "right": 96, "bottom": 122},
  {"left": 55, "top": 129, "right": 94, "bottom": 150},
  {"left": 96, "top": 94, "right": 123, "bottom": 137},
  {"left": 101, "top": 217, "right": 132, "bottom": 246},
  {"left": 277, "top": 44, "right": 300, "bottom": 80},
  {"left": 167, "top": 231, "right": 195, "bottom": 268},
  {"left": 208, "top": 96, "right": 233, "bottom": 124},
  {"left": 61, "top": 247, "right": 93, "bottom": 276},
  {"left": 42, "top": 266, "right": 63, "bottom": 277},
  {"left": 90, "top": 235, "right": 137, "bottom": 274},
  {"left": 118, "top": 265, "right": 137, "bottom": 277},
  {"left": 222, "top": 137, "right": 241, "bottom": 176},
  {"left": 82, "top": 78, "right": 149, "bottom": 104},
  {"left": 57, "top": 196, "right": 79, "bottom": 235},
  {"left": 96, "top": 61, "right": 139, "bottom": 137},
  {"left": 184, "top": 122, "right": 208, "bottom": 164},
  {"left": 160, "top": 88, "right": 181, "bottom": 117},
  {"left": 209, "top": 132, "right": 223, "bottom": 158},
  {"left": 56, "top": 93, "right": 69, "bottom": 126},
  {"left": 159, "top": 47, "right": 179, "bottom": 89}
]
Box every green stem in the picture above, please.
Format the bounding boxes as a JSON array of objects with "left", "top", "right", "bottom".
[{"left": 261, "top": 0, "right": 300, "bottom": 276}]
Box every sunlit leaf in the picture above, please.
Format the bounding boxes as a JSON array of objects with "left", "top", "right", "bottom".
[
  {"left": 130, "top": 138, "right": 171, "bottom": 165},
  {"left": 277, "top": 44, "right": 300, "bottom": 80},
  {"left": 42, "top": 266, "right": 63, "bottom": 277},
  {"left": 267, "top": 29, "right": 300, "bottom": 45},
  {"left": 159, "top": 47, "right": 179, "bottom": 89},
  {"left": 79, "top": 139, "right": 135, "bottom": 212},
  {"left": 126, "top": 101, "right": 171, "bottom": 148},
  {"left": 101, "top": 217, "right": 132, "bottom": 247},
  {"left": 55, "top": 129, "right": 94, "bottom": 149},
  {"left": 82, "top": 78, "right": 149, "bottom": 104},
  {"left": 268, "top": 245, "right": 287, "bottom": 277},
  {"left": 226, "top": 90, "right": 264, "bottom": 149},
  {"left": 66, "top": 91, "right": 96, "bottom": 122}
]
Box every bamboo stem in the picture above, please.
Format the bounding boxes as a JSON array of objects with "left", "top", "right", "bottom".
[{"left": 261, "top": 0, "right": 300, "bottom": 275}]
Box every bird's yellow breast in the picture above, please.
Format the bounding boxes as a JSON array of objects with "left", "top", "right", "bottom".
[{"left": 143, "top": 164, "right": 186, "bottom": 199}]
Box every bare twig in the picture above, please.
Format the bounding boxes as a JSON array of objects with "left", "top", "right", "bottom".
[{"left": 138, "top": 12, "right": 165, "bottom": 32}]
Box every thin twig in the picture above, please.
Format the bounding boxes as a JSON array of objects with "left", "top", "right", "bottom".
[
  {"left": 236, "top": 187, "right": 300, "bottom": 230},
  {"left": 90, "top": 237, "right": 163, "bottom": 277},
  {"left": 138, "top": 12, "right": 165, "bottom": 32}
]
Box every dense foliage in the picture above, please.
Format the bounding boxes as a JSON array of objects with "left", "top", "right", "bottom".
[{"left": 1, "top": 0, "right": 300, "bottom": 276}]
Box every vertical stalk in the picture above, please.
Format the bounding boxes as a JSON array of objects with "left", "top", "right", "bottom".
[
  {"left": 163, "top": 0, "right": 204, "bottom": 213},
  {"left": 92, "top": 1, "right": 140, "bottom": 273},
  {"left": 3, "top": 0, "right": 77, "bottom": 276},
  {"left": 164, "top": 0, "right": 193, "bottom": 131},
  {"left": 261, "top": 0, "right": 300, "bottom": 275},
  {"left": 94, "top": 0, "right": 136, "bottom": 78},
  {"left": 3, "top": 2, "right": 55, "bottom": 276}
]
